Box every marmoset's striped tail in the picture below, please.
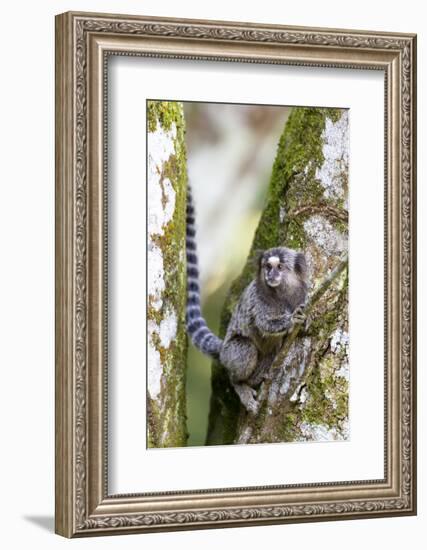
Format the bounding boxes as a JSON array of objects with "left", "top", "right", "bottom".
[{"left": 186, "top": 185, "right": 222, "bottom": 358}]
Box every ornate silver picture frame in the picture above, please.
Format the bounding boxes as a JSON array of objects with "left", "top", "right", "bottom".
[{"left": 55, "top": 11, "right": 417, "bottom": 537}]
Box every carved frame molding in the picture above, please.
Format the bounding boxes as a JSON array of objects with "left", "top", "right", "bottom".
[{"left": 55, "top": 11, "right": 416, "bottom": 537}]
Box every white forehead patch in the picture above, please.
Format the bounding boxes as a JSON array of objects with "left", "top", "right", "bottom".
[{"left": 268, "top": 256, "right": 280, "bottom": 267}]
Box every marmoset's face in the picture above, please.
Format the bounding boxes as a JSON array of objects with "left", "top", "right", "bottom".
[
  {"left": 259, "top": 247, "right": 308, "bottom": 293},
  {"left": 262, "top": 254, "right": 286, "bottom": 288},
  {"left": 259, "top": 247, "right": 304, "bottom": 289}
]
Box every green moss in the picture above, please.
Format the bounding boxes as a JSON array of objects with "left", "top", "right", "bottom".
[
  {"left": 326, "top": 108, "right": 343, "bottom": 123},
  {"left": 281, "top": 410, "right": 300, "bottom": 441},
  {"left": 333, "top": 217, "right": 348, "bottom": 236},
  {"left": 301, "top": 352, "right": 349, "bottom": 430},
  {"left": 147, "top": 100, "right": 185, "bottom": 133},
  {"left": 147, "top": 398, "right": 160, "bottom": 448},
  {"left": 300, "top": 304, "right": 348, "bottom": 432},
  {"left": 286, "top": 218, "right": 307, "bottom": 249}
]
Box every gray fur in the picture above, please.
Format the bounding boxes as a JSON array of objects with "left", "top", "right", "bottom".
[{"left": 186, "top": 188, "right": 308, "bottom": 414}]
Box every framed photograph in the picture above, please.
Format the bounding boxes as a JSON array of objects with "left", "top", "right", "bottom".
[{"left": 55, "top": 11, "right": 417, "bottom": 537}]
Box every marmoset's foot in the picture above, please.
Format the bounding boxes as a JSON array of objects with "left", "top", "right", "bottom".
[{"left": 234, "top": 384, "right": 260, "bottom": 415}]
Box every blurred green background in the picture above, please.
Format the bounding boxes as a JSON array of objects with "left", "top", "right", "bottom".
[{"left": 183, "top": 102, "right": 291, "bottom": 446}]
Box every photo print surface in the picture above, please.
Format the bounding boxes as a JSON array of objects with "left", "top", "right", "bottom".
[{"left": 147, "top": 100, "right": 349, "bottom": 449}]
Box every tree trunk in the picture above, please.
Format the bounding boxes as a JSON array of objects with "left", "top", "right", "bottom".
[
  {"left": 147, "top": 101, "right": 188, "bottom": 448},
  {"left": 206, "top": 107, "right": 349, "bottom": 445}
]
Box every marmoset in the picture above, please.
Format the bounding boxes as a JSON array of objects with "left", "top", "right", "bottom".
[{"left": 186, "top": 185, "right": 308, "bottom": 414}]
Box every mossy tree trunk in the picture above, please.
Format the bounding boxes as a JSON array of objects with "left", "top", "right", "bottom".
[
  {"left": 147, "top": 101, "right": 188, "bottom": 448},
  {"left": 206, "top": 107, "right": 349, "bottom": 445}
]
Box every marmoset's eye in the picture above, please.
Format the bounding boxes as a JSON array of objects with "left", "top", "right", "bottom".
[{"left": 278, "top": 263, "right": 283, "bottom": 270}]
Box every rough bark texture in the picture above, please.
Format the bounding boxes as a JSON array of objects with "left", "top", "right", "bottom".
[
  {"left": 206, "top": 107, "right": 349, "bottom": 445},
  {"left": 147, "top": 101, "right": 188, "bottom": 448}
]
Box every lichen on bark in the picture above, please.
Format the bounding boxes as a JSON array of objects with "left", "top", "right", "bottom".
[
  {"left": 206, "top": 107, "right": 349, "bottom": 445},
  {"left": 147, "top": 100, "right": 188, "bottom": 448}
]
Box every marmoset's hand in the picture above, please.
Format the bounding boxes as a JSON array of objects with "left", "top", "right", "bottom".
[{"left": 291, "top": 304, "right": 307, "bottom": 325}]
